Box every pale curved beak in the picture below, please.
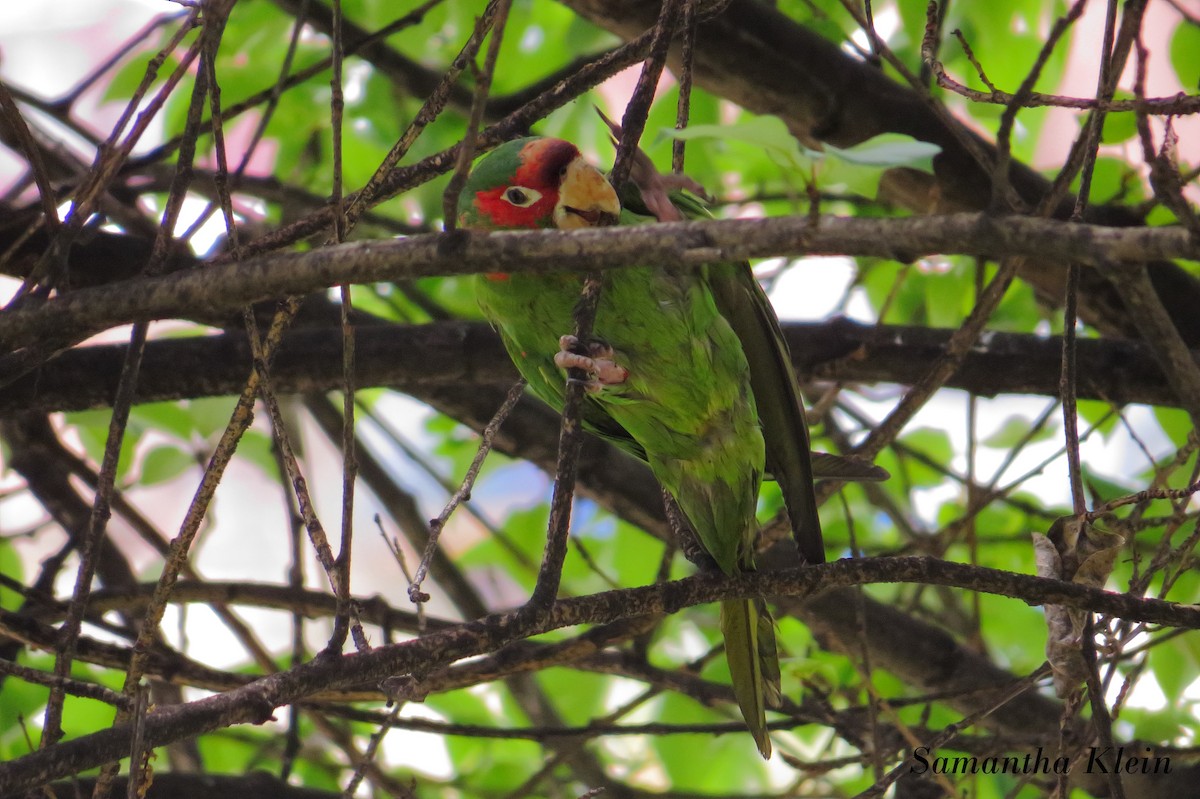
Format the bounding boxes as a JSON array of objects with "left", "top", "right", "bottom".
[{"left": 554, "top": 156, "right": 620, "bottom": 230}]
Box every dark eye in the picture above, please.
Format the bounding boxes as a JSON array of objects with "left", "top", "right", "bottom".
[{"left": 502, "top": 186, "right": 541, "bottom": 207}]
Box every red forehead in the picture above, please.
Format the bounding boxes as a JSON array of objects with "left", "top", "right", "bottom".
[{"left": 514, "top": 138, "right": 580, "bottom": 188}]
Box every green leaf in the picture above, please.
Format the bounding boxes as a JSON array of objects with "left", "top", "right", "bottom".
[
  {"left": 1169, "top": 20, "right": 1200, "bottom": 91},
  {"left": 1097, "top": 95, "right": 1138, "bottom": 144},
  {"left": 1080, "top": 157, "right": 1147, "bottom": 205},
  {"left": 238, "top": 430, "right": 281, "bottom": 480},
  {"left": 63, "top": 409, "right": 140, "bottom": 483},
  {"left": 535, "top": 668, "right": 608, "bottom": 726},
  {"left": 923, "top": 262, "right": 969, "bottom": 328},
  {"left": 898, "top": 427, "right": 954, "bottom": 487},
  {"left": 665, "top": 115, "right": 818, "bottom": 167},
  {"left": 1154, "top": 406, "right": 1194, "bottom": 447},
  {"left": 0, "top": 660, "right": 44, "bottom": 758},
  {"left": 1152, "top": 634, "right": 1200, "bottom": 702},
  {"left": 654, "top": 692, "right": 769, "bottom": 790},
  {"left": 132, "top": 401, "right": 200, "bottom": 440},
  {"left": 825, "top": 133, "right": 941, "bottom": 169},
  {"left": 1119, "top": 705, "right": 1192, "bottom": 744},
  {"left": 1077, "top": 398, "right": 1119, "bottom": 437},
  {"left": 0, "top": 537, "right": 22, "bottom": 612},
  {"left": 982, "top": 415, "right": 1058, "bottom": 448},
  {"left": 1082, "top": 470, "right": 1134, "bottom": 504},
  {"left": 665, "top": 118, "right": 939, "bottom": 195},
  {"left": 139, "top": 444, "right": 195, "bottom": 485}
]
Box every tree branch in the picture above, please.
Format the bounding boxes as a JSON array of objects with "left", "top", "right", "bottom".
[
  {"left": 4, "top": 318, "right": 1194, "bottom": 415},
  {"left": 1, "top": 213, "right": 1196, "bottom": 360},
  {"left": 2, "top": 557, "right": 1195, "bottom": 794}
]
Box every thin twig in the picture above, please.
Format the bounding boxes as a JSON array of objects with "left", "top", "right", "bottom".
[
  {"left": 1082, "top": 617, "right": 1128, "bottom": 799},
  {"left": 342, "top": 0, "right": 504, "bottom": 231},
  {"left": 6, "top": 557, "right": 1200, "bottom": 793},
  {"left": 125, "top": 683, "right": 150, "bottom": 799},
  {"left": 221, "top": 28, "right": 655, "bottom": 261},
  {"left": 949, "top": 29, "right": 997, "bottom": 93},
  {"left": 850, "top": 256, "right": 1020, "bottom": 462},
  {"left": 670, "top": 0, "right": 697, "bottom": 175},
  {"left": 989, "top": 0, "right": 1087, "bottom": 211},
  {"left": 342, "top": 702, "right": 404, "bottom": 798},
  {"left": 526, "top": 276, "right": 604, "bottom": 612},
  {"left": 442, "top": 0, "right": 515, "bottom": 232},
  {"left": 408, "top": 378, "right": 527, "bottom": 606},
  {"left": 0, "top": 79, "right": 60, "bottom": 231},
  {"left": 609, "top": 0, "right": 681, "bottom": 189},
  {"left": 0, "top": 658, "right": 130, "bottom": 710},
  {"left": 857, "top": 664, "right": 1052, "bottom": 798},
  {"left": 329, "top": 0, "right": 366, "bottom": 657}
]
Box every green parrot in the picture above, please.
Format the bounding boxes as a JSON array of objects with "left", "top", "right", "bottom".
[{"left": 458, "top": 136, "right": 834, "bottom": 757}]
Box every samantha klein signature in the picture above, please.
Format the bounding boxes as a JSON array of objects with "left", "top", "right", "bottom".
[{"left": 910, "top": 745, "right": 1171, "bottom": 775}]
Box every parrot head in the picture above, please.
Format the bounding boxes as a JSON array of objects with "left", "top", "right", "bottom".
[{"left": 458, "top": 137, "right": 620, "bottom": 231}]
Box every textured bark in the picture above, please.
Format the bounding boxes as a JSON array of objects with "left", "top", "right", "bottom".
[
  {"left": 2, "top": 557, "right": 1196, "bottom": 794},
  {"left": 3, "top": 213, "right": 1198, "bottom": 358},
  {"left": 3, "top": 318, "right": 1192, "bottom": 415}
]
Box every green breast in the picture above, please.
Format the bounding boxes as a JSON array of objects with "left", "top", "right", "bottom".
[{"left": 477, "top": 264, "right": 766, "bottom": 571}]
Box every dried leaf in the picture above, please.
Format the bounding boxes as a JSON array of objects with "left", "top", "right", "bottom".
[{"left": 1032, "top": 517, "right": 1125, "bottom": 697}]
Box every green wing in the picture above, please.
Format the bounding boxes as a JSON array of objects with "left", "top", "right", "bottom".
[
  {"left": 622, "top": 190, "right": 825, "bottom": 562},
  {"left": 705, "top": 259, "right": 824, "bottom": 564}
]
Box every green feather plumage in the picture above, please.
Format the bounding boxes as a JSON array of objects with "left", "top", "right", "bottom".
[{"left": 460, "top": 137, "right": 826, "bottom": 758}]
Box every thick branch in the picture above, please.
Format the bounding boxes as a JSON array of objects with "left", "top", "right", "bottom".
[
  {"left": 2, "top": 213, "right": 1196, "bottom": 356},
  {"left": 2, "top": 557, "right": 1195, "bottom": 794},
  {"left": 3, "top": 318, "right": 1195, "bottom": 414}
]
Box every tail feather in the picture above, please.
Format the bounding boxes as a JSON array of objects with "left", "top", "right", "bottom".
[
  {"left": 756, "top": 599, "right": 782, "bottom": 709},
  {"left": 720, "top": 597, "right": 781, "bottom": 758}
]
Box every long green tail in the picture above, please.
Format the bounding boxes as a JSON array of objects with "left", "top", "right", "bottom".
[{"left": 720, "top": 596, "right": 782, "bottom": 758}]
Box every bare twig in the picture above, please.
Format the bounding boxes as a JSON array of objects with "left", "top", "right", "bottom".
[
  {"left": 442, "top": 0, "right": 515, "bottom": 232},
  {"left": 526, "top": 276, "right": 605, "bottom": 612},
  {"left": 670, "top": 0, "right": 698, "bottom": 174},
  {"left": 342, "top": 0, "right": 505, "bottom": 230},
  {"left": 408, "top": 378, "right": 527, "bottom": 605},
  {"left": 609, "top": 0, "right": 681, "bottom": 189}
]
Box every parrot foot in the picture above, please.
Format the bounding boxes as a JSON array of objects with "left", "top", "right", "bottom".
[{"left": 555, "top": 335, "right": 629, "bottom": 393}]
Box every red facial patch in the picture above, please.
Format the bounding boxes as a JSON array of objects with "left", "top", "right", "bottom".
[
  {"left": 473, "top": 184, "right": 557, "bottom": 229},
  {"left": 471, "top": 139, "right": 582, "bottom": 230}
]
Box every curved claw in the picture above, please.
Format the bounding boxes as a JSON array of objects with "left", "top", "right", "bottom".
[{"left": 556, "top": 335, "right": 629, "bottom": 392}]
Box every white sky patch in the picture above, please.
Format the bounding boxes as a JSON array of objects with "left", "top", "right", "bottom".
[
  {"left": 847, "top": 5, "right": 901, "bottom": 56},
  {"left": 134, "top": 194, "right": 234, "bottom": 256},
  {"left": 767, "top": 256, "right": 856, "bottom": 320},
  {"left": 380, "top": 703, "right": 454, "bottom": 779},
  {"left": 520, "top": 24, "right": 544, "bottom": 52},
  {"left": 343, "top": 60, "right": 373, "bottom": 104},
  {"left": 0, "top": 0, "right": 158, "bottom": 92},
  {"left": 1113, "top": 670, "right": 1167, "bottom": 713}
]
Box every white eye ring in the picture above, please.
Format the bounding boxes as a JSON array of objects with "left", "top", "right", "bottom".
[{"left": 502, "top": 186, "right": 542, "bottom": 207}]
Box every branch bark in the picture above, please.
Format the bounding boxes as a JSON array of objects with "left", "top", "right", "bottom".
[
  {"left": 1, "top": 556, "right": 1196, "bottom": 794},
  {"left": 2, "top": 213, "right": 1197, "bottom": 359},
  {"left": 4, "top": 318, "right": 1193, "bottom": 415}
]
